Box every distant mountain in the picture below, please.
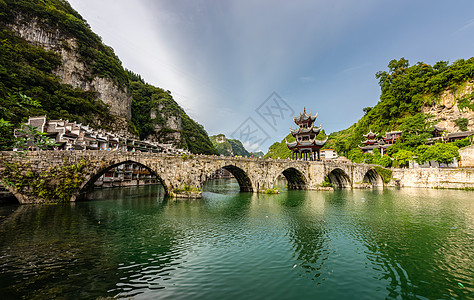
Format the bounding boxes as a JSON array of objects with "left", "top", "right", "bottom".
[
  {"left": 250, "top": 151, "right": 265, "bottom": 158},
  {"left": 210, "top": 134, "right": 252, "bottom": 157}
]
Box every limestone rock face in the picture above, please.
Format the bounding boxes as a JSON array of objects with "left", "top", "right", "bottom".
[
  {"left": 147, "top": 104, "right": 183, "bottom": 145},
  {"left": 422, "top": 81, "right": 474, "bottom": 132},
  {"left": 9, "top": 20, "right": 132, "bottom": 131}
]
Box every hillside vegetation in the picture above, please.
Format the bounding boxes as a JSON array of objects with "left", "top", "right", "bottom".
[
  {"left": 0, "top": 0, "right": 217, "bottom": 154},
  {"left": 328, "top": 58, "right": 474, "bottom": 156},
  {"left": 210, "top": 134, "right": 251, "bottom": 157},
  {"left": 266, "top": 58, "right": 474, "bottom": 161},
  {"left": 264, "top": 130, "right": 327, "bottom": 159}
]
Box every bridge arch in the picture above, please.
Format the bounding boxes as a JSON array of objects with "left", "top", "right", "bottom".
[
  {"left": 363, "top": 169, "right": 384, "bottom": 187},
  {"left": 273, "top": 167, "right": 307, "bottom": 190},
  {"left": 205, "top": 165, "right": 253, "bottom": 192},
  {"left": 74, "top": 159, "right": 170, "bottom": 200},
  {"left": 327, "top": 168, "right": 351, "bottom": 188},
  {"left": 0, "top": 181, "right": 22, "bottom": 204}
]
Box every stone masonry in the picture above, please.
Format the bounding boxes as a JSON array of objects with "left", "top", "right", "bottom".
[{"left": 0, "top": 151, "right": 385, "bottom": 204}]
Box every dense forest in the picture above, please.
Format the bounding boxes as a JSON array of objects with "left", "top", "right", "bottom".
[
  {"left": 265, "top": 58, "right": 474, "bottom": 165},
  {"left": 0, "top": 0, "right": 217, "bottom": 154},
  {"left": 328, "top": 58, "right": 474, "bottom": 154}
]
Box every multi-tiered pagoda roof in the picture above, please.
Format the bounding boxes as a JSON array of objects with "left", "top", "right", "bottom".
[{"left": 286, "top": 108, "right": 327, "bottom": 160}]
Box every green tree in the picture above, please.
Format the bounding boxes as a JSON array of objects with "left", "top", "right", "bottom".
[
  {"left": 347, "top": 148, "right": 364, "bottom": 163},
  {"left": 0, "top": 119, "right": 14, "bottom": 150},
  {"left": 453, "top": 137, "right": 471, "bottom": 148},
  {"left": 374, "top": 155, "right": 392, "bottom": 167},
  {"left": 13, "top": 124, "right": 57, "bottom": 152},
  {"left": 415, "top": 145, "right": 429, "bottom": 164},
  {"left": 393, "top": 150, "right": 414, "bottom": 168},
  {"left": 420, "top": 143, "right": 459, "bottom": 166}
]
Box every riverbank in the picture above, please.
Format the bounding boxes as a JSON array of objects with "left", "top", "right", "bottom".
[{"left": 391, "top": 167, "right": 474, "bottom": 189}]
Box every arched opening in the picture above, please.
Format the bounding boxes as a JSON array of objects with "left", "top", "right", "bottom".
[
  {"left": 203, "top": 165, "right": 253, "bottom": 194},
  {"left": 281, "top": 167, "right": 307, "bottom": 190},
  {"left": 363, "top": 169, "right": 384, "bottom": 187},
  {"left": 327, "top": 168, "right": 351, "bottom": 188},
  {"left": 0, "top": 182, "right": 20, "bottom": 205},
  {"left": 77, "top": 160, "right": 167, "bottom": 200}
]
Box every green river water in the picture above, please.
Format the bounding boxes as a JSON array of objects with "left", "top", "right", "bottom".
[{"left": 0, "top": 180, "right": 473, "bottom": 299}]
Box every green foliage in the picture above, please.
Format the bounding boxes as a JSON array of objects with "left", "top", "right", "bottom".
[
  {"left": 316, "top": 129, "right": 327, "bottom": 140},
  {"left": 172, "top": 184, "right": 201, "bottom": 196},
  {"left": 2, "top": 0, "right": 129, "bottom": 88},
  {"left": 13, "top": 124, "right": 58, "bottom": 152},
  {"left": 0, "top": 1, "right": 218, "bottom": 155},
  {"left": 264, "top": 134, "right": 294, "bottom": 159},
  {"left": 128, "top": 71, "right": 217, "bottom": 155},
  {"left": 453, "top": 137, "right": 471, "bottom": 148},
  {"left": 1, "top": 159, "right": 89, "bottom": 203},
  {"left": 321, "top": 176, "right": 334, "bottom": 187},
  {"left": 209, "top": 134, "right": 251, "bottom": 157},
  {"left": 250, "top": 151, "right": 264, "bottom": 158},
  {"left": 0, "top": 28, "right": 110, "bottom": 132},
  {"left": 323, "top": 58, "right": 474, "bottom": 158},
  {"left": 454, "top": 118, "right": 469, "bottom": 131},
  {"left": 417, "top": 143, "right": 460, "bottom": 165},
  {"left": 393, "top": 150, "right": 414, "bottom": 168},
  {"left": 375, "top": 155, "right": 393, "bottom": 168},
  {"left": 265, "top": 188, "right": 279, "bottom": 194},
  {"left": 373, "top": 166, "right": 392, "bottom": 184},
  {"left": 0, "top": 119, "right": 14, "bottom": 150},
  {"left": 347, "top": 148, "right": 364, "bottom": 163},
  {"left": 457, "top": 92, "right": 474, "bottom": 112}
]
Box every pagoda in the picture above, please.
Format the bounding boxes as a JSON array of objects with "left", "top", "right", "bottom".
[
  {"left": 359, "top": 130, "right": 379, "bottom": 153},
  {"left": 286, "top": 108, "right": 327, "bottom": 160},
  {"left": 359, "top": 130, "right": 391, "bottom": 155}
]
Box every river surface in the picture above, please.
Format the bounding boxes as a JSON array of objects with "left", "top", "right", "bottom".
[{"left": 0, "top": 180, "right": 473, "bottom": 299}]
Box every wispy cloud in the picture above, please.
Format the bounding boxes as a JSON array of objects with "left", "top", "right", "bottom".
[
  {"left": 337, "top": 63, "right": 371, "bottom": 76},
  {"left": 299, "top": 76, "right": 316, "bottom": 83},
  {"left": 454, "top": 19, "right": 474, "bottom": 34},
  {"left": 69, "top": 0, "right": 474, "bottom": 152}
]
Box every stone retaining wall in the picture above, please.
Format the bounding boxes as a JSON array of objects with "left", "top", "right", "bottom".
[
  {"left": 392, "top": 168, "right": 474, "bottom": 189},
  {"left": 459, "top": 144, "right": 474, "bottom": 167}
]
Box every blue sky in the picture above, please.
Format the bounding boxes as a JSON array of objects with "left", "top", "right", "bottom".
[{"left": 68, "top": 0, "right": 474, "bottom": 152}]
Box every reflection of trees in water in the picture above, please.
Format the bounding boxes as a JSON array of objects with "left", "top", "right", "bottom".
[
  {"left": 330, "top": 189, "right": 473, "bottom": 299},
  {"left": 0, "top": 186, "right": 184, "bottom": 299},
  {"left": 280, "top": 191, "right": 331, "bottom": 284},
  {"left": 202, "top": 177, "right": 240, "bottom": 194}
]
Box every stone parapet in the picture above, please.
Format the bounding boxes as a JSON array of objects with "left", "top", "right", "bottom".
[{"left": 0, "top": 151, "right": 389, "bottom": 204}]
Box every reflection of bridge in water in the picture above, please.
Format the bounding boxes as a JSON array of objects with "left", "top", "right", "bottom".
[{"left": 0, "top": 151, "right": 388, "bottom": 204}]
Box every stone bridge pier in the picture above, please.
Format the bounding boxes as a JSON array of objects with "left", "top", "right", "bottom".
[{"left": 0, "top": 151, "right": 389, "bottom": 204}]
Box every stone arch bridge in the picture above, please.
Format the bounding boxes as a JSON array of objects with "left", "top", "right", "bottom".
[{"left": 0, "top": 151, "right": 388, "bottom": 204}]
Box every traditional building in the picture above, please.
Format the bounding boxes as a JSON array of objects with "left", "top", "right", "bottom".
[
  {"left": 286, "top": 108, "right": 327, "bottom": 160},
  {"left": 359, "top": 130, "right": 379, "bottom": 153},
  {"left": 320, "top": 148, "right": 338, "bottom": 160},
  {"left": 382, "top": 130, "right": 402, "bottom": 145},
  {"left": 14, "top": 116, "right": 187, "bottom": 154},
  {"left": 359, "top": 130, "right": 392, "bottom": 155}
]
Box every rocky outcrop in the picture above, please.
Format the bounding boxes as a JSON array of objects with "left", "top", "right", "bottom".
[
  {"left": 148, "top": 105, "right": 182, "bottom": 145},
  {"left": 8, "top": 19, "right": 133, "bottom": 134},
  {"left": 422, "top": 81, "right": 474, "bottom": 132}
]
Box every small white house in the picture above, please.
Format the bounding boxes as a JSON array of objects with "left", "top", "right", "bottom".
[{"left": 321, "top": 149, "right": 338, "bottom": 160}]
